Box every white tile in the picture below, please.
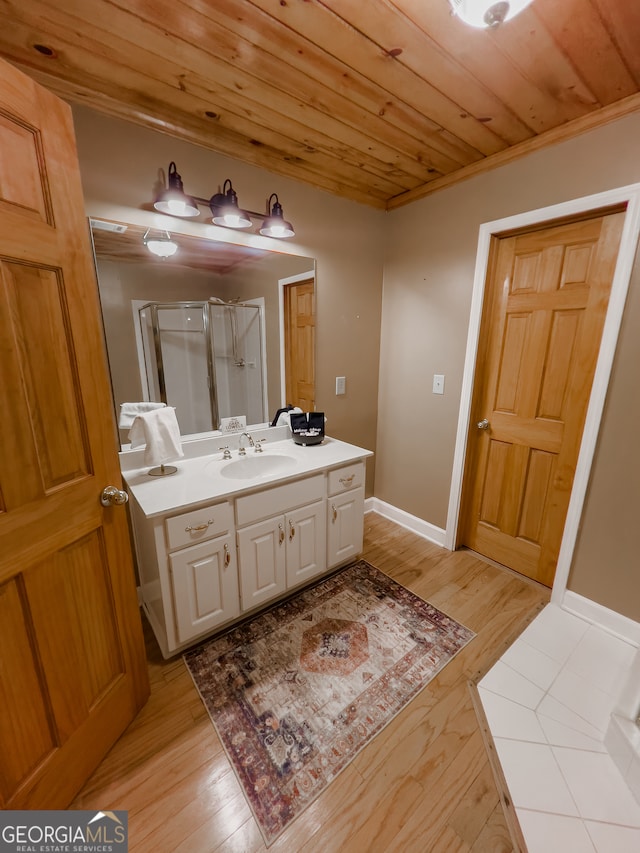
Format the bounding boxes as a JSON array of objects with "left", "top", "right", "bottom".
[
  {"left": 478, "top": 659, "right": 544, "bottom": 708},
  {"left": 518, "top": 605, "right": 589, "bottom": 664},
  {"left": 614, "top": 648, "right": 640, "bottom": 717},
  {"left": 478, "top": 688, "right": 547, "bottom": 742},
  {"left": 627, "top": 752, "right": 640, "bottom": 806},
  {"left": 605, "top": 716, "right": 635, "bottom": 778},
  {"left": 553, "top": 747, "right": 640, "bottom": 826},
  {"left": 585, "top": 821, "right": 640, "bottom": 853},
  {"left": 565, "top": 624, "right": 636, "bottom": 696},
  {"left": 501, "top": 638, "right": 563, "bottom": 691},
  {"left": 493, "top": 738, "right": 578, "bottom": 815},
  {"left": 540, "top": 715, "right": 607, "bottom": 752},
  {"left": 517, "top": 809, "right": 596, "bottom": 853},
  {"left": 538, "top": 694, "right": 605, "bottom": 742},
  {"left": 548, "top": 668, "right": 614, "bottom": 734}
]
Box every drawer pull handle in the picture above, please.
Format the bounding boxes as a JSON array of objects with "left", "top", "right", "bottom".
[
  {"left": 339, "top": 474, "right": 355, "bottom": 487},
  {"left": 224, "top": 543, "right": 231, "bottom": 567},
  {"left": 289, "top": 520, "right": 295, "bottom": 541},
  {"left": 332, "top": 504, "right": 337, "bottom": 522},
  {"left": 278, "top": 523, "right": 285, "bottom": 545},
  {"left": 185, "top": 519, "right": 214, "bottom": 533}
]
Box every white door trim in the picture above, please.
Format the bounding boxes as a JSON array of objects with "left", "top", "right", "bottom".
[{"left": 445, "top": 183, "right": 640, "bottom": 604}]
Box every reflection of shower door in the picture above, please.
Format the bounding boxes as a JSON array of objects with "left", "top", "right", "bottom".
[
  {"left": 139, "top": 302, "right": 214, "bottom": 435},
  {"left": 138, "top": 300, "right": 267, "bottom": 434},
  {"left": 210, "top": 302, "right": 266, "bottom": 426}
]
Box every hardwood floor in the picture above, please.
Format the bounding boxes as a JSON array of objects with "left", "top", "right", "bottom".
[{"left": 72, "top": 512, "right": 549, "bottom": 851}]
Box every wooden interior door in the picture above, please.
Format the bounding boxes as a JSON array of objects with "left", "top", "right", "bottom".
[
  {"left": 284, "top": 278, "right": 315, "bottom": 410},
  {"left": 0, "top": 60, "right": 149, "bottom": 807},
  {"left": 459, "top": 209, "right": 625, "bottom": 587}
]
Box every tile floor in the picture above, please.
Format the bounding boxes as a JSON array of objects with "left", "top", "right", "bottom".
[{"left": 478, "top": 603, "right": 640, "bottom": 852}]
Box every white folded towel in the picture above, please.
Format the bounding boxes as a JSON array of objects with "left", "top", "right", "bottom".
[
  {"left": 119, "top": 401, "right": 166, "bottom": 429},
  {"left": 129, "top": 407, "right": 184, "bottom": 467}
]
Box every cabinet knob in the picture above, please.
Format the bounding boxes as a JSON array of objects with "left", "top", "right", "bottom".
[
  {"left": 278, "top": 523, "right": 285, "bottom": 545},
  {"left": 339, "top": 474, "right": 355, "bottom": 487},
  {"left": 332, "top": 504, "right": 337, "bottom": 522},
  {"left": 224, "top": 543, "right": 231, "bottom": 567},
  {"left": 289, "top": 520, "right": 295, "bottom": 541}
]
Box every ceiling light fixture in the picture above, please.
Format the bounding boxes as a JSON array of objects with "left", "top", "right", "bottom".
[
  {"left": 449, "top": 0, "right": 534, "bottom": 28},
  {"left": 143, "top": 228, "right": 178, "bottom": 258},
  {"left": 152, "top": 162, "right": 296, "bottom": 238}
]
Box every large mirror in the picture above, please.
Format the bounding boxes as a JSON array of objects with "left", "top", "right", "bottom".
[{"left": 90, "top": 219, "right": 316, "bottom": 447}]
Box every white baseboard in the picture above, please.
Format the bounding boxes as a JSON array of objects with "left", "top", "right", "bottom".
[
  {"left": 562, "top": 590, "right": 640, "bottom": 647},
  {"left": 365, "top": 498, "right": 447, "bottom": 548}
]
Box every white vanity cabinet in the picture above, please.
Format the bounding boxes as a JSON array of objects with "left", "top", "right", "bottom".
[
  {"left": 327, "top": 462, "right": 365, "bottom": 568},
  {"left": 122, "top": 434, "right": 372, "bottom": 658},
  {"left": 129, "top": 497, "right": 239, "bottom": 657},
  {"left": 235, "top": 474, "right": 326, "bottom": 611},
  {"left": 166, "top": 503, "right": 239, "bottom": 644}
]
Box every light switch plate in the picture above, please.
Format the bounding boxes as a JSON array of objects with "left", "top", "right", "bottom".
[
  {"left": 336, "top": 376, "right": 346, "bottom": 395},
  {"left": 433, "top": 374, "right": 445, "bottom": 395}
]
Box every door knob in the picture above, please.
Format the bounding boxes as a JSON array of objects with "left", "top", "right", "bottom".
[
  {"left": 100, "top": 485, "right": 129, "bottom": 506},
  {"left": 477, "top": 419, "right": 490, "bottom": 430}
]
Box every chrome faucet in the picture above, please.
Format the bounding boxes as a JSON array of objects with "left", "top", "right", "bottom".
[{"left": 238, "top": 432, "right": 254, "bottom": 455}]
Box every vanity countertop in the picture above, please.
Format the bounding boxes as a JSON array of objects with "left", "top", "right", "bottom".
[{"left": 121, "top": 435, "right": 373, "bottom": 518}]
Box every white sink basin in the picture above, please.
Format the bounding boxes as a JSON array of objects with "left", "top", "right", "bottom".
[{"left": 220, "top": 453, "right": 297, "bottom": 480}]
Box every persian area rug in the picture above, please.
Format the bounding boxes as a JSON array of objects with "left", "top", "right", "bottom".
[{"left": 183, "top": 559, "right": 475, "bottom": 845}]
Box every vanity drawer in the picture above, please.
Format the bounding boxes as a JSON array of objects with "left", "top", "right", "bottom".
[
  {"left": 236, "top": 474, "right": 325, "bottom": 526},
  {"left": 165, "top": 501, "right": 233, "bottom": 551},
  {"left": 328, "top": 462, "right": 365, "bottom": 496}
]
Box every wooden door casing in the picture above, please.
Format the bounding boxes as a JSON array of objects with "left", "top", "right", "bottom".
[
  {"left": 284, "top": 278, "right": 315, "bottom": 410},
  {"left": 0, "top": 60, "right": 149, "bottom": 808},
  {"left": 459, "top": 209, "right": 625, "bottom": 587}
]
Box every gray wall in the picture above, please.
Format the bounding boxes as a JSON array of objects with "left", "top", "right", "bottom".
[{"left": 379, "top": 112, "right": 640, "bottom": 620}]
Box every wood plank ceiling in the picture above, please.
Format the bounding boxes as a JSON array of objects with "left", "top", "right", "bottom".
[
  {"left": 1, "top": 0, "right": 639, "bottom": 209},
  {"left": 90, "top": 220, "right": 270, "bottom": 273}
]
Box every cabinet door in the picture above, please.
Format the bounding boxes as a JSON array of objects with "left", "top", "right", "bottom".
[
  {"left": 237, "top": 517, "right": 287, "bottom": 612},
  {"left": 286, "top": 500, "right": 327, "bottom": 588},
  {"left": 327, "top": 487, "right": 365, "bottom": 568},
  {"left": 170, "top": 533, "right": 239, "bottom": 643}
]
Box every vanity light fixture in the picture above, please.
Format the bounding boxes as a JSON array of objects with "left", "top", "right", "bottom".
[
  {"left": 449, "top": 0, "right": 534, "bottom": 28},
  {"left": 152, "top": 162, "right": 296, "bottom": 238},
  {"left": 143, "top": 228, "right": 179, "bottom": 258}
]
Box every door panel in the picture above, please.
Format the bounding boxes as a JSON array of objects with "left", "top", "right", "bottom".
[
  {"left": 460, "top": 210, "right": 625, "bottom": 587},
  {"left": 0, "top": 59, "right": 148, "bottom": 808},
  {"left": 2, "top": 262, "right": 90, "bottom": 497}
]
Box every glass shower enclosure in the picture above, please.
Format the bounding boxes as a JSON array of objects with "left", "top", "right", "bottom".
[{"left": 137, "top": 299, "right": 267, "bottom": 435}]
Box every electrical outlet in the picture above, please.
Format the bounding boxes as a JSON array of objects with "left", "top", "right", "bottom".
[
  {"left": 432, "top": 374, "right": 445, "bottom": 395},
  {"left": 336, "top": 376, "right": 346, "bottom": 395}
]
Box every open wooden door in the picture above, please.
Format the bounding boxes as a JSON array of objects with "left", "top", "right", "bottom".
[
  {"left": 459, "top": 209, "right": 625, "bottom": 588},
  {"left": 284, "top": 277, "right": 316, "bottom": 410},
  {"left": 0, "top": 60, "right": 149, "bottom": 807}
]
